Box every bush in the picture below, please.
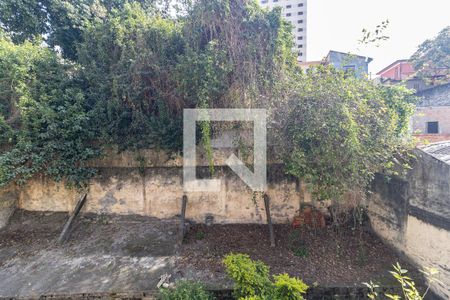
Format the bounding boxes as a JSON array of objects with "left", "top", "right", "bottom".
[
  {"left": 0, "top": 37, "right": 99, "bottom": 188},
  {"left": 273, "top": 274, "right": 308, "bottom": 300},
  {"left": 159, "top": 281, "right": 213, "bottom": 300},
  {"left": 278, "top": 66, "right": 416, "bottom": 201},
  {"left": 223, "top": 253, "right": 271, "bottom": 299},
  {"left": 223, "top": 253, "right": 308, "bottom": 300}
]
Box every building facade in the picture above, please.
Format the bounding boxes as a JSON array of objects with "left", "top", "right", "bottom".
[
  {"left": 377, "top": 60, "right": 428, "bottom": 92},
  {"left": 259, "top": 0, "right": 307, "bottom": 61},
  {"left": 412, "top": 83, "right": 450, "bottom": 142},
  {"left": 325, "top": 50, "right": 372, "bottom": 78}
]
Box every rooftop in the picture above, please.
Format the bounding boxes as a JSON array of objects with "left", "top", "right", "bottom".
[
  {"left": 376, "top": 59, "right": 410, "bottom": 75},
  {"left": 327, "top": 50, "right": 373, "bottom": 63},
  {"left": 421, "top": 141, "right": 450, "bottom": 165}
]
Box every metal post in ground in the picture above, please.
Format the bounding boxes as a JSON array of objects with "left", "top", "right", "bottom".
[{"left": 264, "top": 193, "right": 275, "bottom": 247}]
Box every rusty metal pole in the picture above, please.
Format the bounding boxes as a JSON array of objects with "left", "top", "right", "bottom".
[
  {"left": 58, "top": 193, "right": 87, "bottom": 243},
  {"left": 178, "top": 195, "right": 188, "bottom": 245},
  {"left": 264, "top": 194, "right": 275, "bottom": 247}
]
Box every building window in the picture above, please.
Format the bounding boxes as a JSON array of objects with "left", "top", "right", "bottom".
[
  {"left": 298, "top": 3, "right": 304, "bottom": 7},
  {"left": 273, "top": 0, "right": 278, "bottom": 2},
  {"left": 298, "top": 12, "right": 304, "bottom": 15},
  {"left": 299, "top": 52, "right": 303, "bottom": 56},
  {"left": 427, "top": 122, "right": 439, "bottom": 134},
  {"left": 286, "top": 13, "right": 291, "bottom": 17},
  {"left": 261, "top": 0, "right": 268, "bottom": 3},
  {"left": 297, "top": 36, "right": 303, "bottom": 40},
  {"left": 298, "top": 44, "right": 303, "bottom": 48},
  {"left": 286, "top": 5, "right": 292, "bottom": 8},
  {"left": 298, "top": 20, "right": 303, "bottom": 24},
  {"left": 298, "top": 28, "right": 303, "bottom": 32},
  {"left": 343, "top": 65, "right": 356, "bottom": 75}
]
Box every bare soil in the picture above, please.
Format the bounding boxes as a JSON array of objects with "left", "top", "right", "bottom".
[{"left": 178, "top": 223, "right": 425, "bottom": 289}]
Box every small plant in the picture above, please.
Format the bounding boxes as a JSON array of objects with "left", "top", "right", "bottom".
[
  {"left": 292, "top": 247, "right": 309, "bottom": 258},
  {"left": 223, "top": 253, "right": 308, "bottom": 300},
  {"left": 364, "top": 281, "right": 380, "bottom": 299},
  {"left": 195, "top": 231, "right": 206, "bottom": 240},
  {"left": 288, "top": 231, "right": 309, "bottom": 258},
  {"left": 136, "top": 155, "right": 146, "bottom": 177},
  {"left": 97, "top": 214, "right": 109, "bottom": 225},
  {"left": 364, "top": 263, "right": 441, "bottom": 300},
  {"left": 356, "top": 242, "right": 368, "bottom": 266},
  {"left": 159, "top": 280, "right": 213, "bottom": 300}
]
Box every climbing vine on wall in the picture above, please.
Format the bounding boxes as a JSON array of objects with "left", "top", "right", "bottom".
[{"left": 0, "top": 0, "right": 416, "bottom": 200}]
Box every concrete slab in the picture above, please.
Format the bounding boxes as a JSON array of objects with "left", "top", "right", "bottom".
[{"left": 0, "top": 211, "right": 179, "bottom": 298}]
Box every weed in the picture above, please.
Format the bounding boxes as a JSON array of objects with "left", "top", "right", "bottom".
[
  {"left": 159, "top": 280, "right": 213, "bottom": 300},
  {"left": 196, "top": 231, "right": 206, "bottom": 240},
  {"left": 293, "top": 247, "right": 309, "bottom": 258}
]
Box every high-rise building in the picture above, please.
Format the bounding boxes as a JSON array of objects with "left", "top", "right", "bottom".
[{"left": 259, "top": 0, "right": 307, "bottom": 61}]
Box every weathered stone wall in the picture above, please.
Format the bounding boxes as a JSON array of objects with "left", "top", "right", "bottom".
[
  {"left": 412, "top": 106, "right": 450, "bottom": 135},
  {"left": 412, "top": 83, "right": 450, "bottom": 136},
  {"left": 16, "top": 148, "right": 309, "bottom": 224},
  {"left": 368, "top": 149, "right": 450, "bottom": 299}
]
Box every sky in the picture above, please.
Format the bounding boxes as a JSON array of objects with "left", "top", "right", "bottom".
[{"left": 307, "top": 0, "right": 450, "bottom": 77}]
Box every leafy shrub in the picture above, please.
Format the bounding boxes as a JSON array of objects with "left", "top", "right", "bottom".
[
  {"left": 278, "top": 66, "right": 417, "bottom": 201},
  {"left": 223, "top": 253, "right": 308, "bottom": 300},
  {"left": 159, "top": 281, "right": 213, "bottom": 300},
  {"left": 223, "top": 253, "right": 271, "bottom": 299},
  {"left": 273, "top": 274, "right": 308, "bottom": 300},
  {"left": 0, "top": 37, "right": 99, "bottom": 188}
]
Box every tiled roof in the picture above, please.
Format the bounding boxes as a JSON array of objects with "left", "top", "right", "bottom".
[{"left": 420, "top": 141, "right": 450, "bottom": 165}]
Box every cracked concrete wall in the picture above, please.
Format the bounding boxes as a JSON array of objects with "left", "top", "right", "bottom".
[
  {"left": 16, "top": 149, "right": 307, "bottom": 224},
  {"left": 367, "top": 149, "right": 450, "bottom": 299}
]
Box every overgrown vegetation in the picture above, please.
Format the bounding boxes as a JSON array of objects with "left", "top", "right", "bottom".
[
  {"left": 277, "top": 66, "right": 416, "bottom": 200},
  {"left": 0, "top": 0, "right": 294, "bottom": 187},
  {"left": 0, "top": 37, "right": 98, "bottom": 187},
  {"left": 0, "top": 0, "right": 417, "bottom": 198}
]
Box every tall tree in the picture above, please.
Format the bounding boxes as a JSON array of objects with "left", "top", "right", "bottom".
[
  {"left": 0, "top": 0, "right": 162, "bottom": 59},
  {"left": 411, "top": 26, "right": 450, "bottom": 84}
]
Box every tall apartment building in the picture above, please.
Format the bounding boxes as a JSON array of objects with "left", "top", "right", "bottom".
[{"left": 259, "top": 0, "right": 307, "bottom": 61}]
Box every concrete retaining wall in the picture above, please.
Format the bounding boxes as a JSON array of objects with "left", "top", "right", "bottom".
[
  {"left": 15, "top": 148, "right": 309, "bottom": 224},
  {"left": 0, "top": 185, "right": 18, "bottom": 229},
  {"left": 368, "top": 149, "right": 450, "bottom": 299}
]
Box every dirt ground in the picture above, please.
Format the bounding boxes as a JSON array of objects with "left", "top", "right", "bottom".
[
  {"left": 178, "top": 224, "right": 424, "bottom": 289},
  {"left": 0, "top": 210, "right": 425, "bottom": 298}
]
